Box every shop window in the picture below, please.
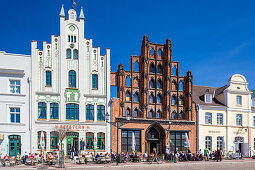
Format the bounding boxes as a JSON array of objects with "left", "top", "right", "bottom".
[
  {"left": 66, "top": 103, "right": 79, "bottom": 120},
  {"left": 38, "top": 131, "right": 47, "bottom": 149},
  {"left": 121, "top": 130, "right": 141, "bottom": 152},
  {"left": 38, "top": 102, "right": 47, "bottom": 119},
  {"left": 50, "top": 131, "right": 59, "bottom": 149},
  {"left": 50, "top": 103, "right": 59, "bottom": 119},
  {"left": 170, "top": 132, "right": 186, "bottom": 151},
  {"left": 97, "top": 133, "right": 105, "bottom": 150},
  {"left": 86, "top": 104, "right": 94, "bottom": 121},
  {"left": 97, "top": 105, "right": 105, "bottom": 121},
  {"left": 86, "top": 132, "right": 94, "bottom": 150}
]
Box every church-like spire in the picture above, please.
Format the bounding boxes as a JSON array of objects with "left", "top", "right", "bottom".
[
  {"left": 79, "top": 6, "right": 85, "bottom": 19},
  {"left": 59, "top": 4, "right": 65, "bottom": 17}
]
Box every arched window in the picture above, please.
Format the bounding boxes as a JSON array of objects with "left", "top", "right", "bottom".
[
  {"left": 97, "top": 132, "right": 105, "bottom": 150},
  {"left": 157, "top": 64, "right": 162, "bottom": 74},
  {"left": 133, "top": 92, "right": 139, "bottom": 102},
  {"left": 171, "top": 95, "right": 176, "bottom": 105},
  {"left": 172, "top": 66, "right": 176, "bottom": 76},
  {"left": 66, "top": 49, "right": 71, "bottom": 59},
  {"left": 179, "top": 96, "right": 184, "bottom": 105},
  {"left": 133, "top": 108, "right": 138, "bottom": 117},
  {"left": 50, "top": 103, "right": 59, "bottom": 119},
  {"left": 149, "top": 109, "right": 153, "bottom": 118},
  {"left": 179, "top": 81, "right": 183, "bottom": 91},
  {"left": 66, "top": 104, "right": 79, "bottom": 120},
  {"left": 92, "top": 74, "right": 98, "bottom": 89},
  {"left": 156, "top": 110, "right": 161, "bottom": 119},
  {"left": 172, "top": 80, "right": 177, "bottom": 91},
  {"left": 50, "top": 131, "right": 59, "bottom": 149},
  {"left": 86, "top": 104, "right": 94, "bottom": 121},
  {"left": 134, "top": 61, "right": 139, "bottom": 72},
  {"left": 68, "top": 70, "right": 76, "bottom": 88},
  {"left": 38, "top": 102, "right": 47, "bottom": 119},
  {"left": 38, "top": 131, "right": 47, "bottom": 149},
  {"left": 149, "top": 93, "right": 154, "bottom": 103},
  {"left": 157, "top": 79, "right": 162, "bottom": 89},
  {"left": 157, "top": 94, "right": 162, "bottom": 103},
  {"left": 73, "top": 49, "right": 78, "bottom": 59},
  {"left": 171, "top": 111, "right": 176, "bottom": 119},
  {"left": 97, "top": 105, "right": 105, "bottom": 121},
  {"left": 126, "top": 76, "right": 131, "bottom": 86},
  {"left": 179, "top": 111, "right": 183, "bottom": 119},
  {"left": 150, "top": 48, "right": 155, "bottom": 56},
  {"left": 158, "top": 49, "right": 162, "bottom": 56},
  {"left": 86, "top": 132, "right": 94, "bottom": 149},
  {"left": 150, "top": 78, "right": 155, "bottom": 88},
  {"left": 150, "top": 63, "right": 155, "bottom": 73},
  {"left": 126, "top": 91, "right": 131, "bottom": 101},
  {"left": 125, "top": 108, "right": 131, "bottom": 117}
]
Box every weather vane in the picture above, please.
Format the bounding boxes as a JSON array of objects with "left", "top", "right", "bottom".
[{"left": 70, "top": 0, "right": 79, "bottom": 8}]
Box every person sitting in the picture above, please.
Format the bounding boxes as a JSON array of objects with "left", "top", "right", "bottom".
[
  {"left": 3, "top": 154, "right": 10, "bottom": 167},
  {"left": 95, "top": 153, "right": 100, "bottom": 161},
  {"left": 28, "top": 153, "right": 34, "bottom": 158}
]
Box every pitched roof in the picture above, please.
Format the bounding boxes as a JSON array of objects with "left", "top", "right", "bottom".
[{"left": 193, "top": 85, "right": 226, "bottom": 107}]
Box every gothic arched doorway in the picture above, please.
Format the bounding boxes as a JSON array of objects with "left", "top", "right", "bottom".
[{"left": 145, "top": 122, "right": 165, "bottom": 155}]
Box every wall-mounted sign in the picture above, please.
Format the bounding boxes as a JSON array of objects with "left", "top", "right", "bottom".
[
  {"left": 64, "top": 88, "right": 80, "bottom": 103},
  {"left": 55, "top": 124, "right": 90, "bottom": 132}
]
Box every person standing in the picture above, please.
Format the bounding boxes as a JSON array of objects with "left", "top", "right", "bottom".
[
  {"left": 174, "top": 148, "right": 178, "bottom": 163},
  {"left": 216, "top": 148, "right": 222, "bottom": 162},
  {"left": 204, "top": 147, "right": 209, "bottom": 161},
  {"left": 70, "top": 146, "right": 75, "bottom": 160},
  {"left": 165, "top": 147, "right": 169, "bottom": 160}
]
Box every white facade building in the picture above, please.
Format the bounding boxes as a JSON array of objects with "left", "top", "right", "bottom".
[
  {"left": 31, "top": 6, "right": 111, "bottom": 155},
  {"left": 0, "top": 51, "right": 31, "bottom": 157}
]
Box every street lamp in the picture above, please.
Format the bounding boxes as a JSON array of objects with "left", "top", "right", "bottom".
[{"left": 106, "top": 112, "right": 130, "bottom": 165}]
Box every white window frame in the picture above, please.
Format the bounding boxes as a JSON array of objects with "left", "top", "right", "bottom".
[
  {"left": 9, "top": 79, "right": 21, "bottom": 94},
  {"left": 217, "top": 136, "right": 223, "bottom": 151},
  {"left": 236, "top": 95, "right": 242, "bottom": 106},
  {"left": 205, "top": 112, "right": 212, "bottom": 124},
  {"left": 205, "top": 136, "right": 212, "bottom": 151},
  {"left": 253, "top": 116, "right": 255, "bottom": 127},
  {"left": 9, "top": 107, "right": 21, "bottom": 123},
  {"left": 205, "top": 94, "right": 212, "bottom": 103},
  {"left": 236, "top": 114, "right": 242, "bottom": 126},
  {"left": 217, "top": 113, "right": 223, "bottom": 125}
]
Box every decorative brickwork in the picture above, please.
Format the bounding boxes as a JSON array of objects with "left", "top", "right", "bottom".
[{"left": 111, "top": 35, "right": 197, "bottom": 155}]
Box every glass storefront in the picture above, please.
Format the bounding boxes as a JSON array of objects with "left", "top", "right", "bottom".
[
  {"left": 170, "top": 132, "right": 186, "bottom": 151},
  {"left": 121, "top": 130, "right": 141, "bottom": 152}
]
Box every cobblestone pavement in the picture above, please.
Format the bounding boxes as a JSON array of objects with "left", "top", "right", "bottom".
[{"left": 1, "top": 159, "right": 255, "bottom": 170}]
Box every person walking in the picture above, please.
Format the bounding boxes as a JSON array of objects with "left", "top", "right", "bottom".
[
  {"left": 216, "top": 148, "right": 222, "bottom": 162},
  {"left": 174, "top": 148, "right": 178, "bottom": 163},
  {"left": 70, "top": 146, "right": 75, "bottom": 160}
]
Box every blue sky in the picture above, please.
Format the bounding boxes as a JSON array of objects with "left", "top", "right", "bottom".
[{"left": 0, "top": 0, "right": 255, "bottom": 95}]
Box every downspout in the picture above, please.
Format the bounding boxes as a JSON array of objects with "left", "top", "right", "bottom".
[
  {"left": 195, "top": 104, "right": 200, "bottom": 152},
  {"left": 27, "top": 77, "right": 32, "bottom": 153}
]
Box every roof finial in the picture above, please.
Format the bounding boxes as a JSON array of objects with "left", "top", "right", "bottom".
[
  {"left": 59, "top": 4, "right": 65, "bottom": 17},
  {"left": 79, "top": 6, "right": 85, "bottom": 19}
]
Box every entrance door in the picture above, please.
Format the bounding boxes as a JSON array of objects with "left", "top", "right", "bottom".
[
  {"left": 149, "top": 141, "right": 158, "bottom": 154},
  {"left": 66, "top": 132, "right": 79, "bottom": 156},
  {"left": 9, "top": 135, "right": 21, "bottom": 157}
]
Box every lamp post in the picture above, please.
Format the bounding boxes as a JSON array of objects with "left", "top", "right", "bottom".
[{"left": 106, "top": 112, "right": 130, "bottom": 165}]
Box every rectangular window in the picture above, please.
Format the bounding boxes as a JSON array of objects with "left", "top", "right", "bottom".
[
  {"left": 68, "top": 35, "right": 70, "bottom": 42},
  {"left": 205, "top": 136, "right": 212, "bottom": 151},
  {"left": 205, "top": 112, "right": 212, "bottom": 124},
  {"left": 94, "top": 54, "right": 96, "bottom": 60},
  {"left": 10, "top": 108, "right": 20, "bottom": 123},
  {"left": 236, "top": 114, "right": 242, "bottom": 126},
  {"left": 71, "top": 36, "right": 73, "bottom": 42},
  {"left": 252, "top": 99, "right": 255, "bottom": 107},
  {"left": 217, "top": 113, "right": 223, "bottom": 125},
  {"left": 10, "top": 80, "right": 21, "bottom": 94},
  {"left": 87, "top": 46, "right": 90, "bottom": 52},
  {"left": 254, "top": 138, "right": 255, "bottom": 150},
  {"left": 55, "top": 43, "right": 57, "bottom": 50},
  {"left": 47, "top": 50, "right": 50, "bottom": 56},
  {"left": 236, "top": 96, "right": 242, "bottom": 105},
  {"left": 92, "top": 74, "right": 98, "bottom": 89},
  {"left": 217, "top": 136, "right": 223, "bottom": 151},
  {"left": 50, "top": 132, "right": 58, "bottom": 149},
  {"left": 74, "top": 36, "right": 76, "bottom": 43},
  {"left": 205, "top": 94, "right": 212, "bottom": 103},
  {"left": 254, "top": 116, "right": 255, "bottom": 127},
  {"left": 121, "top": 130, "right": 141, "bottom": 152},
  {"left": 86, "top": 132, "right": 94, "bottom": 150},
  {"left": 170, "top": 132, "right": 186, "bottom": 151},
  {"left": 46, "top": 71, "right": 52, "bottom": 86}
]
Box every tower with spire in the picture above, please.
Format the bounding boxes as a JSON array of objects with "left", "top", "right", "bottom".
[{"left": 31, "top": 5, "right": 111, "bottom": 154}]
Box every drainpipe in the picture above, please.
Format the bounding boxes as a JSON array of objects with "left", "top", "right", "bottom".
[
  {"left": 195, "top": 104, "right": 199, "bottom": 152},
  {"left": 27, "top": 77, "right": 32, "bottom": 153}
]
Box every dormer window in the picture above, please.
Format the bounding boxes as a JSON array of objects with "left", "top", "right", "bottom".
[
  {"left": 236, "top": 95, "right": 242, "bottom": 105},
  {"left": 205, "top": 94, "right": 212, "bottom": 103}
]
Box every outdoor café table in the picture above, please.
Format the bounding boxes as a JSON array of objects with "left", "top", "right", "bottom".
[{"left": 85, "top": 157, "right": 93, "bottom": 164}]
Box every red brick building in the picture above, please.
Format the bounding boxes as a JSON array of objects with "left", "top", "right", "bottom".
[{"left": 110, "top": 35, "right": 197, "bottom": 155}]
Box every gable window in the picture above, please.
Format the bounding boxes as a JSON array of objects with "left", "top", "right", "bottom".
[
  {"left": 205, "top": 94, "right": 212, "bottom": 103},
  {"left": 150, "top": 63, "right": 155, "bottom": 73},
  {"left": 10, "top": 80, "right": 21, "bottom": 94},
  {"left": 97, "top": 105, "right": 105, "bottom": 121},
  {"left": 157, "top": 64, "right": 162, "bottom": 74},
  {"left": 149, "top": 94, "right": 154, "bottom": 103},
  {"left": 157, "top": 94, "right": 162, "bottom": 103},
  {"left": 73, "top": 49, "right": 78, "bottom": 59},
  {"left": 133, "top": 92, "right": 139, "bottom": 102},
  {"left": 149, "top": 109, "right": 153, "bottom": 118},
  {"left": 86, "top": 104, "right": 94, "bottom": 121},
  {"left": 133, "top": 108, "right": 138, "bottom": 117},
  {"left": 46, "top": 71, "right": 52, "bottom": 87},
  {"left": 66, "top": 49, "right": 71, "bottom": 59},
  {"left": 134, "top": 61, "right": 139, "bottom": 72},
  {"left": 92, "top": 74, "right": 98, "bottom": 89},
  {"left": 205, "top": 112, "right": 212, "bottom": 124},
  {"left": 68, "top": 70, "right": 76, "bottom": 88},
  {"left": 125, "top": 108, "right": 131, "bottom": 117},
  {"left": 172, "top": 66, "right": 176, "bottom": 76},
  {"left": 157, "top": 79, "right": 162, "bottom": 89},
  {"left": 50, "top": 103, "right": 59, "bottom": 119},
  {"left": 66, "top": 104, "right": 79, "bottom": 120},
  {"left": 217, "top": 113, "right": 223, "bottom": 125},
  {"left": 156, "top": 110, "right": 160, "bottom": 119},
  {"left": 236, "top": 114, "right": 242, "bottom": 126},
  {"left": 171, "top": 111, "right": 176, "bottom": 119},
  {"left": 150, "top": 78, "right": 155, "bottom": 88},
  {"left": 205, "top": 136, "right": 212, "bottom": 151},
  {"left": 10, "top": 108, "right": 20, "bottom": 123},
  {"left": 236, "top": 96, "right": 242, "bottom": 105},
  {"left": 38, "top": 102, "right": 47, "bottom": 119},
  {"left": 171, "top": 95, "right": 176, "bottom": 105},
  {"left": 126, "top": 91, "right": 131, "bottom": 101},
  {"left": 179, "top": 81, "right": 183, "bottom": 91}
]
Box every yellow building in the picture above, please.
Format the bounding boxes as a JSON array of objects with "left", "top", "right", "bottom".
[{"left": 194, "top": 74, "right": 255, "bottom": 157}]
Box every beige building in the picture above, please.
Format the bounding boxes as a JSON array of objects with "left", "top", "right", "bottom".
[{"left": 194, "top": 74, "right": 255, "bottom": 157}]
